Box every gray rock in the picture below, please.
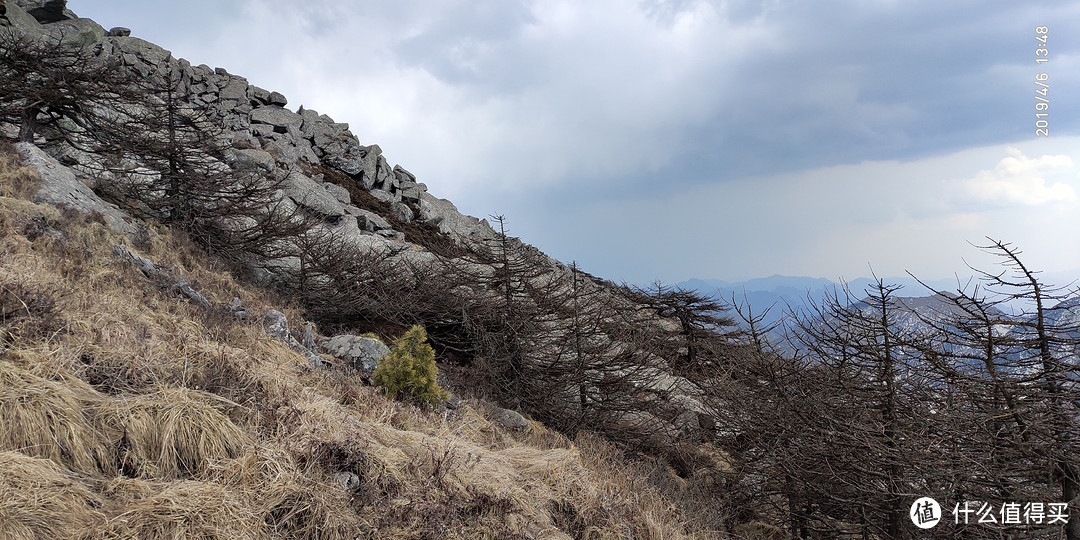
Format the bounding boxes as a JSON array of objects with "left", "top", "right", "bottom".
[
  {"left": 324, "top": 334, "right": 390, "bottom": 375},
  {"left": 218, "top": 77, "right": 249, "bottom": 101},
  {"left": 262, "top": 309, "right": 323, "bottom": 369},
  {"left": 400, "top": 185, "right": 422, "bottom": 204},
  {"left": 250, "top": 106, "right": 302, "bottom": 129},
  {"left": 265, "top": 138, "right": 318, "bottom": 167},
  {"left": 113, "top": 36, "right": 171, "bottom": 66},
  {"left": 389, "top": 201, "right": 414, "bottom": 223},
  {"left": 16, "top": 142, "right": 144, "bottom": 239},
  {"left": 268, "top": 91, "right": 288, "bottom": 107},
  {"left": 297, "top": 106, "right": 320, "bottom": 129},
  {"left": 302, "top": 323, "right": 317, "bottom": 353},
  {"left": 283, "top": 170, "right": 346, "bottom": 218},
  {"left": 333, "top": 471, "right": 361, "bottom": 491},
  {"left": 392, "top": 165, "right": 415, "bottom": 183},
  {"left": 417, "top": 192, "right": 497, "bottom": 245},
  {"left": 375, "top": 229, "right": 405, "bottom": 242},
  {"left": 227, "top": 148, "right": 276, "bottom": 173},
  {"left": 250, "top": 123, "right": 276, "bottom": 138},
  {"left": 374, "top": 155, "right": 396, "bottom": 191},
  {"left": 323, "top": 154, "right": 364, "bottom": 178},
  {"left": 1, "top": 1, "right": 42, "bottom": 33},
  {"left": 352, "top": 208, "right": 391, "bottom": 232},
  {"left": 263, "top": 139, "right": 300, "bottom": 166},
  {"left": 193, "top": 64, "right": 214, "bottom": 81},
  {"left": 21, "top": 0, "right": 74, "bottom": 23},
  {"left": 250, "top": 85, "right": 271, "bottom": 105},
  {"left": 107, "top": 26, "right": 130, "bottom": 36},
  {"left": 228, "top": 297, "right": 249, "bottom": 321},
  {"left": 323, "top": 182, "right": 351, "bottom": 205},
  {"left": 308, "top": 122, "right": 343, "bottom": 150},
  {"left": 480, "top": 401, "right": 530, "bottom": 431},
  {"left": 370, "top": 189, "right": 400, "bottom": 204},
  {"left": 41, "top": 17, "right": 105, "bottom": 46},
  {"left": 358, "top": 145, "right": 383, "bottom": 188}
]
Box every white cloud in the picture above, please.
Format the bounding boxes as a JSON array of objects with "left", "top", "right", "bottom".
[{"left": 963, "top": 148, "right": 1077, "bottom": 207}]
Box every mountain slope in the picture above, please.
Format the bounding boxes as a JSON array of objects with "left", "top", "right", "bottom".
[{"left": 0, "top": 140, "right": 712, "bottom": 538}]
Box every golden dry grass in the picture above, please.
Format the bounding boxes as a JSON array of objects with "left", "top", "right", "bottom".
[
  {"left": 0, "top": 451, "right": 106, "bottom": 540},
  {"left": 0, "top": 141, "right": 39, "bottom": 199},
  {"left": 0, "top": 144, "right": 723, "bottom": 539}
]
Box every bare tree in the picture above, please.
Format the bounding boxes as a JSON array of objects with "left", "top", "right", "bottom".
[{"left": 0, "top": 30, "right": 128, "bottom": 142}]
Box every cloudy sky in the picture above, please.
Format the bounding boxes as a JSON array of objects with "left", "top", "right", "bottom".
[{"left": 70, "top": 0, "right": 1080, "bottom": 286}]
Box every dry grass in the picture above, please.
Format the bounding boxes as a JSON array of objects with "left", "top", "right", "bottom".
[
  {"left": 0, "top": 144, "right": 723, "bottom": 539},
  {"left": 95, "top": 388, "right": 251, "bottom": 479},
  {"left": 0, "top": 361, "right": 114, "bottom": 476},
  {"left": 0, "top": 451, "right": 106, "bottom": 540},
  {"left": 0, "top": 140, "right": 40, "bottom": 199},
  {"left": 101, "top": 478, "right": 265, "bottom": 540}
]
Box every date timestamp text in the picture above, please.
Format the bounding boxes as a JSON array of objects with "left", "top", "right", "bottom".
[{"left": 1034, "top": 26, "right": 1049, "bottom": 137}]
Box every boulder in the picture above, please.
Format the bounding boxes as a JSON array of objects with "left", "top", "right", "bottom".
[
  {"left": 323, "top": 182, "right": 351, "bottom": 205},
  {"left": 251, "top": 106, "right": 302, "bottom": 129},
  {"left": 324, "top": 335, "right": 390, "bottom": 376},
  {"left": 323, "top": 154, "right": 364, "bottom": 178},
  {"left": 250, "top": 124, "right": 276, "bottom": 138},
  {"left": 268, "top": 91, "right": 288, "bottom": 107},
  {"left": 107, "top": 26, "right": 130, "bottom": 36},
  {"left": 1, "top": 0, "right": 43, "bottom": 32},
  {"left": 262, "top": 310, "right": 323, "bottom": 369},
  {"left": 264, "top": 139, "right": 315, "bottom": 167},
  {"left": 21, "top": 0, "right": 74, "bottom": 23},
  {"left": 297, "top": 106, "right": 321, "bottom": 129},
  {"left": 15, "top": 142, "right": 145, "bottom": 239},
  {"left": 333, "top": 471, "right": 361, "bottom": 491},
  {"left": 392, "top": 165, "right": 415, "bottom": 183},
  {"left": 249, "top": 85, "right": 271, "bottom": 105},
  {"left": 227, "top": 148, "right": 276, "bottom": 173},
  {"left": 399, "top": 184, "right": 422, "bottom": 203},
  {"left": 41, "top": 16, "right": 105, "bottom": 46},
  {"left": 358, "top": 145, "right": 383, "bottom": 187},
  {"left": 389, "top": 201, "right": 414, "bottom": 223},
  {"left": 370, "top": 189, "right": 400, "bottom": 204},
  {"left": 376, "top": 229, "right": 405, "bottom": 242},
  {"left": 350, "top": 208, "right": 391, "bottom": 232},
  {"left": 112, "top": 36, "right": 172, "bottom": 70},
  {"left": 307, "top": 122, "right": 343, "bottom": 150},
  {"left": 479, "top": 401, "right": 530, "bottom": 431},
  {"left": 218, "top": 77, "right": 249, "bottom": 102},
  {"left": 282, "top": 170, "right": 346, "bottom": 219}
]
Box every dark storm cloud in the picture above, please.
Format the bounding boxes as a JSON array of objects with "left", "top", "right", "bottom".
[{"left": 65, "top": 0, "right": 1080, "bottom": 283}]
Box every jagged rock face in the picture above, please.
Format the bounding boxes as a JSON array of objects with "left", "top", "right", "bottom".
[{"left": 7, "top": 0, "right": 500, "bottom": 254}]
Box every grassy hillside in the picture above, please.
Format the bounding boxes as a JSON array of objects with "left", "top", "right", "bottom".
[{"left": 0, "top": 142, "right": 742, "bottom": 539}]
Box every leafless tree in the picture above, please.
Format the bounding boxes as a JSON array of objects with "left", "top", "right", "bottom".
[{"left": 0, "top": 30, "right": 128, "bottom": 142}]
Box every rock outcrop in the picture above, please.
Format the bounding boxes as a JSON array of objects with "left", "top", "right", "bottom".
[
  {"left": 323, "top": 334, "right": 390, "bottom": 377},
  {"left": 16, "top": 142, "right": 146, "bottom": 240},
  {"left": 2, "top": 0, "right": 717, "bottom": 447}
]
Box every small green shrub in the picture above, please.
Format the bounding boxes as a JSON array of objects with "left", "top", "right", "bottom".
[{"left": 372, "top": 325, "right": 447, "bottom": 406}]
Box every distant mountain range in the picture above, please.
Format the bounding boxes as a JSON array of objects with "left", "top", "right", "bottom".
[{"left": 678, "top": 272, "right": 1080, "bottom": 334}]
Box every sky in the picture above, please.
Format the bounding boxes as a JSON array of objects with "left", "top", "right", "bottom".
[{"left": 69, "top": 0, "right": 1080, "bottom": 286}]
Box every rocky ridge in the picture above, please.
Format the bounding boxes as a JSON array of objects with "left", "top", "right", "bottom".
[{"left": 1, "top": 0, "right": 712, "bottom": 445}]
